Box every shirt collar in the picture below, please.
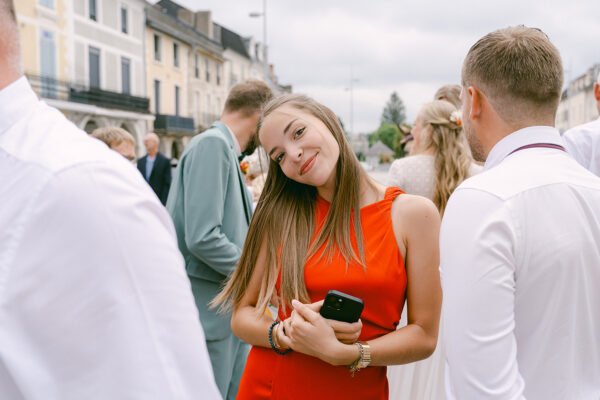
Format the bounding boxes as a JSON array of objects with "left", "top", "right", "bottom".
[
  {"left": 484, "top": 126, "right": 563, "bottom": 170},
  {"left": 224, "top": 123, "right": 242, "bottom": 156},
  {"left": 0, "top": 76, "right": 38, "bottom": 136}
]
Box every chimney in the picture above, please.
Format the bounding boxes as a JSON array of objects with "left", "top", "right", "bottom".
[
  {"left": 177, "top": 8, "right": 194, "bottom": 26},
  {"left": 194, "top": 11, "right": 213, "bottom": 39}
]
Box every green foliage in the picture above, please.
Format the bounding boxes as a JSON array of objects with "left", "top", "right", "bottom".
[
  {"left": 369, "top": 122, "right": 398, "bottom": 151},
  {"left": 381, "top": 91, "right": 406, "bottom": 125}
]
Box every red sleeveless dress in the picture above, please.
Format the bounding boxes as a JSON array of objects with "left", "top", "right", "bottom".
[{"left": 237, "top": 187, "right": 407, "bottom": 399}]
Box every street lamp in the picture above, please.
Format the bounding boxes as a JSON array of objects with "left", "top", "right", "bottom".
[
  {"left": 344, "top": 67, "right": 359, "bottom": 135},
  {"left": 249, "top": 0, "right": 267, "bottom": 65}
]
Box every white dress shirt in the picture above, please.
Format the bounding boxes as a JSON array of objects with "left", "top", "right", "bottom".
[
  {"left": 440, "top": 126, "right": 600, "bottom": 399},
  {"left": 563, "top": 116, "right": 600, "bottom": 176},
  {"left": 0, "top": 77, "right": 221, "bottom": 399}
]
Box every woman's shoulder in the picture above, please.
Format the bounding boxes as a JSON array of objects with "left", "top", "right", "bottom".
[
  {"left": 386, "top": 192, "right": 440, "bottom": 256},
  {"left": 390, "top": 193, "right": 439, "bottom": 230}
]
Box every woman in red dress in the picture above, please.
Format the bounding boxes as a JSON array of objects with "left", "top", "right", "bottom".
[{"left": 213, "top": 94, "right": 441, "bottom": 399}]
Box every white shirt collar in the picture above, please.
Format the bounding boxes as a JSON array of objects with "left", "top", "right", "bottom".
[
  {"left": 484, "top": 126, "right": 563, "bottom": 170},
  {"left": 0, "top": 76, "right": 38, "bottom": 136},
  {"left": 224, "top": 123, "right": 242, "bottom": 157}
]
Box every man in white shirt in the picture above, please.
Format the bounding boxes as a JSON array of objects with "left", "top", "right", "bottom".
[
  {"left": 440, "top": 26, "right": 600, "bottom": 399},
  {"left": 562, "top": 71, "right": 600, "bottom": 176},
  {"left": 0, "top": 1, "right": 221, "bottom": 398}
]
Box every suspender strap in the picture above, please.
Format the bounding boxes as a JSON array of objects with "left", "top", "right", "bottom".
[{"left": 508, "top": 143, "right": 566, "bottom": 156}]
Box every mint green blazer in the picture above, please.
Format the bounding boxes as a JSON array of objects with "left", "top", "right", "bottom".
[{"left": 167, "top": 121, "right": 253, "bottom": 341}]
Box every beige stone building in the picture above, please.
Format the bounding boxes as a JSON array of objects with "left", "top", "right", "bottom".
[
  {"left": 556, "top": 63, "right": 600, "bottom": 133},
  {"left": 16, "top": 0, "right": 153, "bottom": 157}
]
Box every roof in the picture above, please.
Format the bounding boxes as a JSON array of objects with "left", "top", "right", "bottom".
[
  {"left": 146, "top": 4, "right": 223, "bottom": 58},
  {"left": 366, "top": 141, "right": 394, "bottom": 156},
  {"left": 155, "top": 0, "right": 185, "bottom": 19},
  {"left": 215, "top": 24, "right": 250, "bottom": 59}
]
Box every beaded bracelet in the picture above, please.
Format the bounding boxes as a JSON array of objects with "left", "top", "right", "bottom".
[{"left": 268, "top": 321, "right": 292, "bottom": 355}]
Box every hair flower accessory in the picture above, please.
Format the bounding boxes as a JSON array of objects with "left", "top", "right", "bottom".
[{"left": 449, "top": 110, "right": 462, "bottom": 126}]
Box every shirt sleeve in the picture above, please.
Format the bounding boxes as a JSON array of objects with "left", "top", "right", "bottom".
[
  {"left": 182, "top": 136, "right": 242, "bottom": 276},
  {"left": 563, "top": 129, "right": 591, "bottom": 169},
  {"left": 161, "top": 155, "right": 172, "bottom": 204},
  {"left": 6, "top": 162, "right": 222, "bottom": 399},
  {"left": 440, "top": 187, "right": 526, "bottom": 399}
]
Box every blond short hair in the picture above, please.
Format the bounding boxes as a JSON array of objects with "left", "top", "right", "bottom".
[
  {"left": 223, "top": 80, "right": 274, "bottom": 117},
  {"left": 91, "top": 126, "right": 135, "bottom": 149},
  {"left": 434, "top": 84, "right": 461, "bottom": 109},
  {"left": 462, "top": 26, "right": 563, "bottom": 124}
]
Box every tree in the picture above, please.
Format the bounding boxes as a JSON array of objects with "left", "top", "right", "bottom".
[
  {"left": 381, "top": 91, "right": 406, "bottom": 125},
  {"left": 369, "top": 122, "right": 399, "bottom": 152}
]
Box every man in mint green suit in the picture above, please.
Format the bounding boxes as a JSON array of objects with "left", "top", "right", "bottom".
[{"left": 166, "top": 81, "right": 273, "bottom": 400}]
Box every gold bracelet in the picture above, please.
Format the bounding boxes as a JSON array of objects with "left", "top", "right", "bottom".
[
  {"left": 272, "top": 321, "right": 281, "bottom": 349},
  {"left": 347, "top": 341, "right": 371, "bottom": 377}
]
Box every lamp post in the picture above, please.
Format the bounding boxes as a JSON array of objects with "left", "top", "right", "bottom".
[
  {"left": 344, "top": 67, "right": 359, "bottom": 135},
  {"left": 249, "top": 0, "right": 267, "bottom": 66}
]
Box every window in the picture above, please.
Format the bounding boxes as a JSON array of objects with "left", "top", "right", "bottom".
[
  {"left": 173, "top": 43, "right": 179, "bottom": 67},
  {"left": 205, "top": 59, "right": 210, "bottom": 82},
  {"left": 121, "top": 7, "right": 128, "bottom": 34},
  {"left": 38, "top": 0, "right": 54, "bottom": 9},
  {"left": 89, "top": 46, "right": 100, "bottom": 88},
  {"left": 121, "top": 57, "right": 130, "bottom": 95},
  {"left": 40, "top": 30, "right": 56, "bottom": 98},
  {"left": 154, "top": 80, "right": 161, "bottom": 114},
  {"left": 174, "top": 85, "right": 180, "bottom": 116},
  {"left": 194, "top": 54, "right": 199, "bottom": 78},
  {"left": 153, "top": 34, "right": 161, "bottom": 61},
  {"left": 89, "top": 0, "right": 97, "bottom": 21},
  {"left": 216, "top": 64, "right": 221, "bottom": 86}
]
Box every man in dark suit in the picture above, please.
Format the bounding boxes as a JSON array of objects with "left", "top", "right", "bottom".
[{"left": 137, "top": 132, "right": 171, "bottom": 205}]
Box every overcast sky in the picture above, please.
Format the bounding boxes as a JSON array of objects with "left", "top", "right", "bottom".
[{"left": 158, "top": 0, "right": 600, "bottom": 134}]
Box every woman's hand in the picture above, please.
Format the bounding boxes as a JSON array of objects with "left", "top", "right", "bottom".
[
  {"left": 278, "top": 300, "right": 359, "bottom": 365},
  {"left": 281, "top": 299, "right": 362, "bottom": 344}
]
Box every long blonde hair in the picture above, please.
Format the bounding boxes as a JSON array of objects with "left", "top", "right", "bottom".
[
  {"left": 420, "top": 100, "right": 472, "bottom": 216},
  {"left": 213, "top": 94, "right": 375, "bottom": 314}
]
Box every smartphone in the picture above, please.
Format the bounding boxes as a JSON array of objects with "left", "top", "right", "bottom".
[{"left": 319, "top": 290, "right": 364, "bottom": 323}]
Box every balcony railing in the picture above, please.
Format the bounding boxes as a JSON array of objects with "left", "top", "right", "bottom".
[
  {"left": 26, "top": 73, "right": 150, "bottom": 114},
  {"left": 69, "top": 86, "right": 149, "bottom": 113},
  {"left": 154, "top": 114, "right": 195, "bottom": 135}
]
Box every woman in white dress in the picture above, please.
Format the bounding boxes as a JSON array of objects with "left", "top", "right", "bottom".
[{"left": 386, "top": 99, "right": 481, "bottom": 399}]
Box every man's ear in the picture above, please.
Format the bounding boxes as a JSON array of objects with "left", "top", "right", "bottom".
[
  {"left": 467, "top": 86, "right": 482, "bottom": 120},
  {"left": 594, "top": 82, "right": 600, "bottom": 101}
]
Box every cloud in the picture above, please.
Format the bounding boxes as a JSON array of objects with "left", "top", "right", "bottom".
[{"left": 168, "top": 0, "right": 600, "bottom": 133}]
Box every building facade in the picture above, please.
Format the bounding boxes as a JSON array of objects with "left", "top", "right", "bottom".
[
  {"left": 16, "top": 0, "right": 292, "bottom": 160},
  {"left": 556, "top": 63, "right": 600, "bottom": 133},
  {"left": 16, "top": 0, "right": 153, "bottom": 157}
]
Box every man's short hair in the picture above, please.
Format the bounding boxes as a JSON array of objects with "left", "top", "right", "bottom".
[
  {"left": 91, "top": 126, "right": 135, "bottom": 149},
  {"left": 223, "top": 80, "right": 274, "bottom": 117},
  {"left": 462, "top": 26, "right": 563, "bottom": 124}
]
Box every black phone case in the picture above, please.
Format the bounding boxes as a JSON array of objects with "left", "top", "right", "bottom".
[{"left": 319, "top": 290, "right": 364, "bottom": 323}]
